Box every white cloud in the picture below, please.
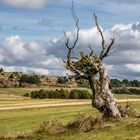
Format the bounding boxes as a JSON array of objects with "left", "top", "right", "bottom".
[
  {"left": 0, "top": 35, "right": 66, "bottom": 76},
  {"left": 3, "top": 36, "right": 27, "bottom": 61},
  {"left": 4, "top": 66, "right": 50, "bottom": 75},
  {"left": 0, "top": 0, "right": 58, "bottom": 9},
  {"left": 0, "top": 21, "right": 140, "bottom": 79},
  {"left": 46, "top": 22, "right": 140, "bottom": 79},
  {"left": 102, "top": 0, "right": 140, "bottom": 4},
  {"left": 126, "top": 64, "right": 140, "bottom": 73}
]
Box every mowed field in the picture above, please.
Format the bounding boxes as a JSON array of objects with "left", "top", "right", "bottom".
[
  {"left": 0, "top": 87, "right": 140, "bottom": 99},
  {"left": 0, "top": 87, "right": 140, "bottom": 140}
]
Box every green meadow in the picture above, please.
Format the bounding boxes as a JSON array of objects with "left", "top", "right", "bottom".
[{"left": 0, "top": 88, "right": 140, "bottom": 139}]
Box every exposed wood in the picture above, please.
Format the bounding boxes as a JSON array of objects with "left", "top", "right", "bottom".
[
  {"left": 92, "top": 68, "right": 121, "bottom": 118},
  {"left": 65, "top": 2, "right": 122, "bottom": 118}
]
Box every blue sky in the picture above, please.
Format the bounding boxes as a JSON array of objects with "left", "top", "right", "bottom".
[
  {"left": 0, "top": 0, "right": 140, "bottom": 79},
  {"left": 0, "top": 0, "right": 139, "bottom": 41}
]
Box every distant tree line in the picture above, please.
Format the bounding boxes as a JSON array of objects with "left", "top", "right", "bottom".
[
  {"left": 112, "top": 88, "right": 140, "bottom": 95},
  {"left": 30, "top": 89, "right": 92, "bottom": 99},
  {"left": 110, "top": 79, "right": 140, "bottom": 88},
  {"left": 74, "top": 78, "right": 140, "bottom": 88},
  {"left": 23, "top": 87, "right": 140, "bottom": 99},
  {"left": 20, "top": 74, "right": 40, "bottom": 85}
]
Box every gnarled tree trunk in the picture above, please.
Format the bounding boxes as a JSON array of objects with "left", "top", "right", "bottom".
[
  {"left": 65, "top": 3, "right": 123, "bottom": 119},
  {"left": 89, "top": 68, "right": 121, "bottom": 118}
]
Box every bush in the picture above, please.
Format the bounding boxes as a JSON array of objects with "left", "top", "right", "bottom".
[
  {"left": 35, "top": 113, "right": 103, "bottom": 135},
  {"left": 20, "top": 74, "right": 40, "bottom": 84},
  {"left": 69, "top": 89, "right": 92, "bottom": 99},
  {"left": 23, "top": 93, "right": 30, "bottom": 97},
  {"left": 112, "top": 88, "right": 132, "bottom": 94},
  {"left": 31, "top": 91, "right": 46, "bottom": 99},
  {"left": 57, "top": 76, "right": 68, "bottom": 84},
  {"left": 9, "top": 74, "right": 14, "bottom": 79},
  {"left": 31, "top": 89, "right": 92, "bottom": 99},
  {"left": 129, "top": 88, "right": 140, "bottom": 94},
  {"left": 112, "top": 87, "right": 140, "bottom": 95}
]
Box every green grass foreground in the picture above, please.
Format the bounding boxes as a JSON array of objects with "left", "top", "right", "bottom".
[
  {"left": 0, "top": 88, "right": 140, "bottom": 139},
  {"left": 0, "top": 102, "right": 140, "bottom": 140},
  {"left": 0, "top": 105, "right": 96, "bottom": 135}
]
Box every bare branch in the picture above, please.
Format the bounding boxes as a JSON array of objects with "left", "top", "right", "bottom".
[
  {"left": 93, "top": 13, "right": 115, "bottom": 61},
  {"left": 88, "top": 45, "right": 94, "bottom": 56},
  {"left": 64, "top": 1, "right": 81, "bottom": 74},
  {"left": 101, "top": 38, "right": 115, "bottom": 60},
  {"left": 93, "top": 13, "right": 105, "bottom": 59},
  {"left": 71, "top": 1, "right": 80, "bottom": 49}
]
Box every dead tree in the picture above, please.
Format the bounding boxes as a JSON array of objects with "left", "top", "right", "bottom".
[{"left": 64, "top": 3, "right": 121, "bottom": 118}]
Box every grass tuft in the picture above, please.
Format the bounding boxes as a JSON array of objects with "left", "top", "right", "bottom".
[
  {"left": 118, "top": 102, "right": 138, "bottom": 118},
  {"left": 35, "top": 120, "right": 67, "bottom": 135},
  {"left": 67, "top": 113, "right": 103, "bottom": 132}
]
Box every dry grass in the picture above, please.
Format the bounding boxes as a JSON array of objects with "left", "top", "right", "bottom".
[
  {"left": 1, "top": 106, "right": 139, "bottom": 140},
  {"left": 118, "top": 102, "right": 138, "bottom": 117},
  {"left": 0, "top": 101, "right": 139, "bottom": 140},
  {"left": 67, "top": 113, "right": 103, "bottom": 132}
]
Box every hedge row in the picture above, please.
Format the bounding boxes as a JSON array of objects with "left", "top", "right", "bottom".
[
  {"left": 30, "top": 89, "right": 92, "bottom": 99},
  {"left": 112, "top": 88, "right": 140, "bottom": 94}
]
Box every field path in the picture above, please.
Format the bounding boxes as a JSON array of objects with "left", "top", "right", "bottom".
[{"left": 0, "top": 99, "right": 140, "bottom": 110}]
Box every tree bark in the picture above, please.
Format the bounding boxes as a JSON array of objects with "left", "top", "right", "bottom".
[{"left": 89, "top": 68, "right": 121, "bottom": 118}]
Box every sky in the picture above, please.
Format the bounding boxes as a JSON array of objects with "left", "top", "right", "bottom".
[{"left": 0, "top": 0, "right": 140, "bottom": 79}]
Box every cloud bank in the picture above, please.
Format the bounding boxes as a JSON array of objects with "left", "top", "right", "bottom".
[
  {"left": 0, "top": 35, "right": 66, "bottom": 75},
  {"left": 46, "top": 22, "right": 140, "bottom": 79},
  {"left": 0, "top": 22, "right": 140, "bottom": 79}
]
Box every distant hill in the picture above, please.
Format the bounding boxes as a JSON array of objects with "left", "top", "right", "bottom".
[
  {"left": 0, "top": 71, "right": 139, "bottom": 88},
  {"left": 0, "top": 72, "right": 58, "bottom": 88}
]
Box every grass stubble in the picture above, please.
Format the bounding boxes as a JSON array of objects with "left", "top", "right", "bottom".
[{"left": 0, "top": 103, "right": 139, "bottom": 140}]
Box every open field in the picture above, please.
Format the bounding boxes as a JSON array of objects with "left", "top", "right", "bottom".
[
  {"left": 0, "top": 88, "right": 140, "bottom": 139},
  {"left": 0, "top": 101, "right": 139, "bottom": 140},
  {"left": 0, "top": 87, "right": 140, "bottom": 99},
  {"left": 0, "top": 98, "right": 140, "bottom": 111},
  {"left": 0, "top": 98, "right": 140, "bottom": 140},
  {"left": 0, "top": 104, "right": 96, "bottom": 137}
]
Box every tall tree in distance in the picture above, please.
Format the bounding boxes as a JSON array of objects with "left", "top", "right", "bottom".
[{"left": 64, "top": 2, "right": 122, "bottom": 118}]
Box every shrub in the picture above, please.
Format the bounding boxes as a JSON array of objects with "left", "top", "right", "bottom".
[
  {"left": 57, "top": 76, "right": 68, "bottom": 84},
  {"left": 9, "top": 74, "right": 14, "bottom": 79},
  {"left": 20, "top": 74, "right": 40, "bottom": 84},
  {"left": 59, "top": 89, "right": 69, "bottom": 99},
  {"left": 69, "top": 89, "right": 79, "bottom": 99},
  {"left": 23, "top": 93, "right": 30, "bottom": 97},
  {"left": 112, "top": 88, "right": 132, "bottom": 94},
  {"left": 129, "top": 88, "right": 140, "bottom": 94},
  {"left": 30, "top": 90, "right": 42, "bottom": 99},
  {"left": 30, "top": 89, "right": 92, "bottom": 99},
  {"left": 112, "top": 87, "right": 140, "bottom": 95},
  {"left": 69, "top": 89, "right": 92, "bottom": 99},
  {"left": 47, "top": 90, "right": 56, "bottom": 99}
]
